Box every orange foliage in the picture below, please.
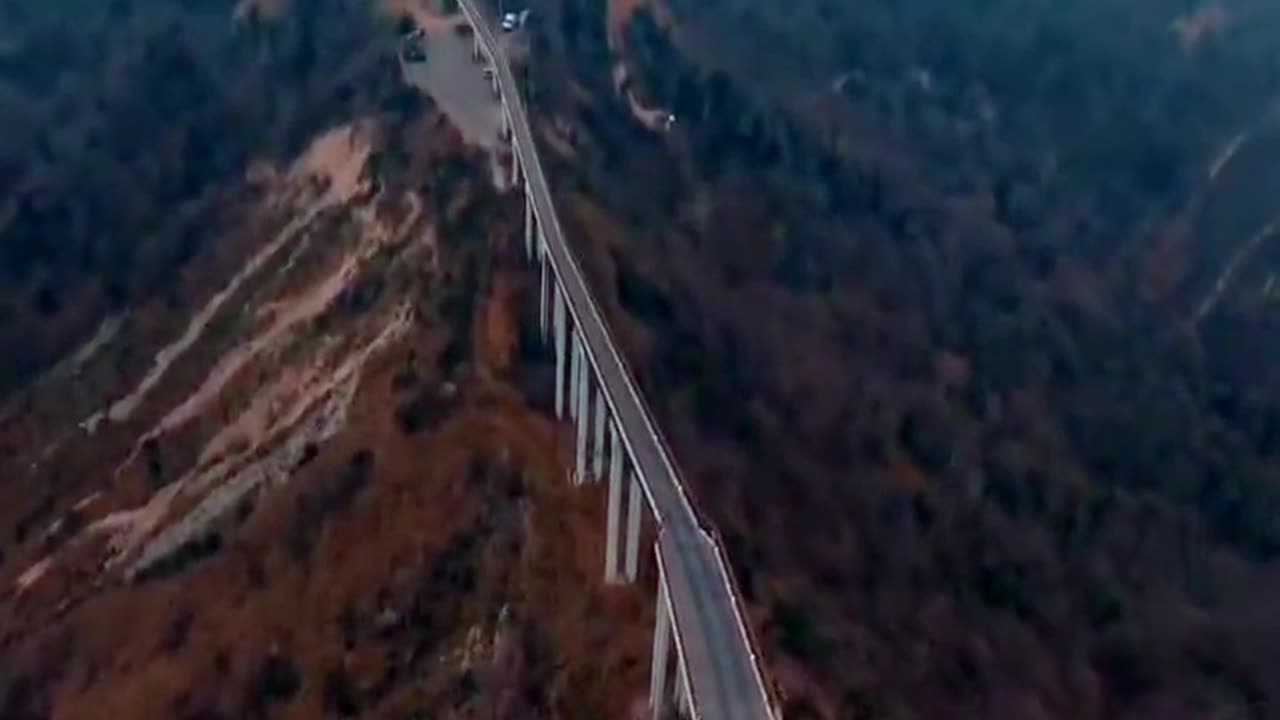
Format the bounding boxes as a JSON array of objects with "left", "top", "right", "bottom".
[{"left": 477, "top": 272, "right": 518, "bottom": 378}]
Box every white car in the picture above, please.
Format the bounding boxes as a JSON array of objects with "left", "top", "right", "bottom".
[{"left": 501, "top": 9, "right": 529, "bottom": 32}]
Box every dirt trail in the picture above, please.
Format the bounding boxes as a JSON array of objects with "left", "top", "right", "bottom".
[
  {"left": 91, "top": 302, "right": 412, "bottom": 576},
  {"left": 102, "top": 125, "right": 372, "bottom": 425},
  {"left": 196, "top": 363, "right": 314, "bottom": 468},
  {"left": 1192, "top": 219, "right": 1279, "bottom": 325},
  {"left": 84, "top": 125, "right": 417, "bottom": 579},
  {"left": 146, "top": 228, "right": 375, "bottom": 445},
  {"left": 143, "top": 271, "right": 340, "bottom": 443},
  {"left": 126, "top": 304, "right": 413, "bottom": 576},
  {"left": 1209, "top": 131, "right": 1249, "bottom": 181},
  {"left": 1183, "top": 111, "right": 1280, "bottom": 324},
  {"left": 14, "top": 557, "right": 52, "bottom": 593},
  {"left": 1205, "top": 104, "right": 1280, "bottom": 183},
  {"left": 197, "top": 202, "right": 423, "bottom": 464},
  {"left": 110, "top": 217, "right": 419, "bottom": 549},
  {"left": 612, "top": 63, "right": 670, "bottom": 132},
  {"left": 1135, "top": 113, "right": 1275, "bottom": 306},
  {"left": 104, "top": 207, "right": 316, "bottom": 424},
  {"left": 291, "top": 123, "right": 374, "bottom": 206},
  {"left": 62, "top": 315, "right": 122, "bottom": 377},
  {"left": 4, "top": 314, "right": 124, "bottom": 435}
]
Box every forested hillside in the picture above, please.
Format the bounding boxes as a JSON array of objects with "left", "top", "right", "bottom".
[
  {"left": 0, "top": 0, "right": 414, "bottom": 393},
  {"left": 4, "top": 0, "right": 1280, "bottom": 716},
  {"left": 523, "top": 0, "right": 1280, "bottom": 716},
  {"left": 0, "top": 2, "right": 655, "bottom": 718}
]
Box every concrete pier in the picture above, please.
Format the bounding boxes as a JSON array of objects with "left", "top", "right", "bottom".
[
  {"left": 568, "top": 328, "right": 580, "bottom": 421},
  {"left": 625, "top": 469, "right": 643, "bottom": 582},
  {"left": 511, "top": 134, "right": 521, "bottom": 187},
  {"left": 538, "top": 243, "right": 548, "bottom": 338},
  {"left": 605, "top": 421, "right": 624, "bottom": 583},
  {"left": 523, "top": 191, "right": 532, "bottom": 257},
  {"left": 574, "top": 336, "right": 589, "bottom": 485},
  {"left": 592, "top": 386, "right": 607, "bottom": 481},
  {"left": 650, "top": 574, "right": 673, "bottom": 719},
  {"left": 553, "top": 290, "right": 565, "bottom": 418}
]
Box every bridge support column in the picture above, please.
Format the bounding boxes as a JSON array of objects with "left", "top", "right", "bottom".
[
  {"left": 625, "top": 469, "right": 643, "bottom": 582},
  {"left": 553, "top": 288, "right": 566, "bottom": 418},
  {"left": 523, "top": 191, "right": 533, "bottom": 259},
  {"left": 538, "top": 242, "right": 548, "bottom": 340},
  {"left": 511, "top": 141, "right": 521, "bottom": 190},
  {"left": 650, "top": 569, "right": 673, "bottom": 719},
  {"left": 574, "top": 338, "right": 590, "bottom": 485},
  {"left": 650, "top": 568, "right": 670, "bottom": 712},
  {"left": 568, "top": 327, "right": 580, "bottom": 421},
  {"left": 604, "top": 421, "right": 623, "bottom": 583},
  {"left": 592, "top": 387, "right": 606, "bottom": 482}
]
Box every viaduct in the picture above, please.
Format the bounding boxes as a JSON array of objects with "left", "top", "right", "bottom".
[{"left": 457, "top": 2, "right": 780, "bottom": 717}]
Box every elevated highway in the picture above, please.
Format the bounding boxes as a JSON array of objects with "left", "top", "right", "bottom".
[{"left": 455, "top": 1, "right": 780, "bottom": 717}]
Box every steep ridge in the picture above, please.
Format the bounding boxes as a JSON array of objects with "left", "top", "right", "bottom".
[{"left": 0, "top": 2, "right": 659, "bottom": 717}]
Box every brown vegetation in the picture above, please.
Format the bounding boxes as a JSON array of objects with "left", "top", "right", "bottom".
[
  {"left": 525, "top": 0, "right": 1280, "bottom": 716},
  {"left": 0, "top": 3, "right": 654, "bottom": 715}
]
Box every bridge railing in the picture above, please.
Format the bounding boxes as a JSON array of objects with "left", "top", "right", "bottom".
[{"left": 635, "top": 365, "right": 782, "bottom": 717}]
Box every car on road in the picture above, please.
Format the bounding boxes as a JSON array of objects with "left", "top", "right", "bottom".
[
  {"left": 501, "top": 9, "right": 530, "bottom": 32},
  {"left": 400, "top": 28, "right": 426, "bottom": 63}
]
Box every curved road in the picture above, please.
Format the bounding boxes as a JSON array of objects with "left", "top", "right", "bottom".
[{"left": 455, "top": 2, "right": 776, "bottom": 717}]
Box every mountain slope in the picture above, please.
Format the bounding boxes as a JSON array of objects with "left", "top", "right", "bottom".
[
  {"left": 0, "top": 2, "right": 656, "bottom": 718},
  {"left": 517, "top": 0, "right": 1280, "bottom": 716}
]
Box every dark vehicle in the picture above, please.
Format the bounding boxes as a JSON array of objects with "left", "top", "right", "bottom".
[{"left": 400, "top": 28, "right": 426, "bottom": 63}]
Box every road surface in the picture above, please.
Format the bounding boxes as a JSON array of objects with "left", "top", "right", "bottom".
[{"left": 456, "top": 2, "right": 775, "bottom": 717}]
